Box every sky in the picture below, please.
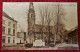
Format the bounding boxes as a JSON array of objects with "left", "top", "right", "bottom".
[{"left": 3, "top": 2, "right": 78, "bottom": 32}]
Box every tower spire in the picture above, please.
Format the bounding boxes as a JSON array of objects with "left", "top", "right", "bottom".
[
  {"left": 29, "top": 2, "right": 34, "bottom": 9},
  {"left": 30, "top": 2, "right": 33, "bottom": 5}
]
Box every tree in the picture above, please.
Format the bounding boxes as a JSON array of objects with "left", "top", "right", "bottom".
[
  {"left": 53, "top": 4, "right": 66, "bottom": 45},
  {"left": 43, "top": 5, "right": 53, "bottom": 44},
  {"left": 37, "top": 3, "right": 66, "bottom": 45},
  {"left": 38, "top": 5, "right": 45, "bottom": 40},
  {"left": 38, "top": 4, "right": 53, "bottom": 45}
]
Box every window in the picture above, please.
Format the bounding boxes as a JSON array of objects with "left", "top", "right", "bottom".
[
  {"left": 13, "top": 24, "right": 15, "bottom": 28},
  {"left": 2, "top": 36, "right": 5, "bottom": 43},
  {"left": 13, "top": 29, "right": 15, "bottom": 36},
  {"left": 31, "top": 14, "right": 34, "bottom": 20},
  {"left": 3, "top": 20, "right": 5, "bottom": 25},
  {"left": 2, "top": 26, "right": 5, "bottom": 34},
  {"left": 13, "top": 37, "right": 15, "bottom": 43},
  {"left": 31, "top": 14, "right": 33, "bottom": 18},
  {"left": 8, "top": 28, "right": 11, "bottom": 35},
  {"left": 8, "top": 22, "right": 11, "bottom": 26},
  {"left": 8, "top": 37, "right": 10, "bottom": 43}
]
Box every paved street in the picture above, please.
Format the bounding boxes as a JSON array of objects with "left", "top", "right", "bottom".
[
  {"left": 25, "top": 43, "right": 79, "bottom": 50},
  {"left": 2, "top": 43, "right": 79, "bottom": 50},
  {"left": 25, "top": 47, "right": 57, "bottom": 50},
  {"left": 2, "top": 45, "right": 27, "bottom": 50}
]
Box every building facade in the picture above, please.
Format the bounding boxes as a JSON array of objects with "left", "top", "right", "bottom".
[
  {"left": 2, "top": 11, "right": 17, "bottom": 46},
  {"left": 17, "top": 32, "right": 26, "bottom": 44},
  {"left": 68, "top": 27, "right": 78, "bottom": 44}
]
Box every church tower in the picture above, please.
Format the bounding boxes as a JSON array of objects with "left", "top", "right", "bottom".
[
  {"left": 28, "top": 2, "right": 35, "bottom": 27},
  {"left": 28, "top": 2, "right": 35, "bottom": 44}
]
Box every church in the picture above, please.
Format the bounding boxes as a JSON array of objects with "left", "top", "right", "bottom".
[{"left": 27, "top": 2, "right": 67, "bottom": 45}]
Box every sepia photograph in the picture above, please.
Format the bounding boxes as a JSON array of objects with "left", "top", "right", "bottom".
[{"left": 2, "top": 2, "right": 79, "bottom": 50}]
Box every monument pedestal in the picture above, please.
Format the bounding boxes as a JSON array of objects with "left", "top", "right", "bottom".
[{"left": 33, "top": 39, "right": 45, "bottom": 47}]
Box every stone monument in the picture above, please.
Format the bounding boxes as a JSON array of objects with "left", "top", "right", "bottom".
[{"left": 33, "top": 39, "right": 45, "bottom": 46}]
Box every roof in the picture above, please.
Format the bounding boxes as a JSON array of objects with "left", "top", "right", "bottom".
[
  {"left": 68, "top": 26, "right": 78, "bottom": 34},
  {"left": 3, "top": 11, "right": 17, "bottom": 22},
  {"left": 33, "top": 24, "right": 54, "bottom": 33}
]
